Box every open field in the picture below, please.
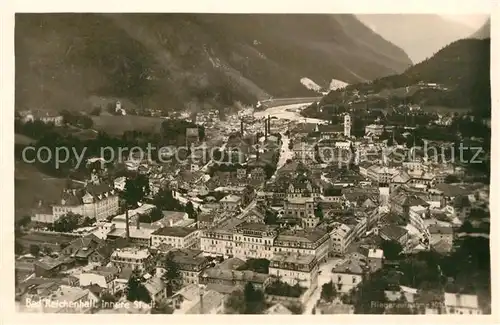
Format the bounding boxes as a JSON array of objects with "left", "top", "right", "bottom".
[
  {"left": 91, "top": 115, "right": 165, "bottom": 135},
  {"left": 15, "top": 160, "right": 67, "bottom": 220}
]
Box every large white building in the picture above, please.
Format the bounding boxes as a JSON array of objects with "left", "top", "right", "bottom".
[
  {"left": 269, "top": 253, "right": 318, "bottom": 289},
  {"left": 283, "top": 197, "right": 319, "bottom": 228},
  {"left": 151, "top": 227, "right": 199, "bottom": 249},
  {"left": 200, "top": 228, "right": 235, "bottom": 257},
  {"left": 331, "top": 257, "right": 365, "bottom": 293},
  {"left": 329, "top": 222, "right": 352, "bottom": 256},
  {"left": 52, "top": 183, "right": 119, "bottom": 222},
  {"left": 273, "top": 229, "right": 330, "bottom": 262},
  {"left": 110, "top": 248, "right": 152, "bottom": 271},
  {"left": 444, "top": 293, "right": 482, "bottom": 315},
  {"left": 232, "top": 223, "right": 279, "bottom": 260},
  {"left": 365, "top": 124, "right": 385, "bottom": 137},
  {"left": 200, "top": 223, "right": 330, "bottom": 262}
]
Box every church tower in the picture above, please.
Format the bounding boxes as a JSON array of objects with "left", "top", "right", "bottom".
[{"left": 344, "top": 114, "right": 351, "bottom": 138}]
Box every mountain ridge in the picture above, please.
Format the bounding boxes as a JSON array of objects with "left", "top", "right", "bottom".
[
  {"left": 318, "top": 38, "right": 490, "bottom": 118},
  {"left": 470, "top": 18, "right": 490, "bottom": 39},
  {"left": 15, "top": 13, "right": 412, "bottom": 113}
]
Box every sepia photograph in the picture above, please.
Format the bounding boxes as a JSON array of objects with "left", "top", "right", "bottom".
[{"left": 9, "top": 6, "right": 493, "bottom": 318}]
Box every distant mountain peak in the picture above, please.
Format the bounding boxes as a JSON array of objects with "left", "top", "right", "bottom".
[
  {"left": 470, "top": 18, "right": 490, "bottom": 39},
  {"left": 356, "top": 14, "right": 475, "bottom": 64}
]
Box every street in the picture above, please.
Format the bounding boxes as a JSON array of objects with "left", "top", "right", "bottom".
[
  {"left": 276, "top": 132, "right": 293, "bottom": 171},
  {"left": 302, "top": 257, "right": 344, "bottom": 314}
]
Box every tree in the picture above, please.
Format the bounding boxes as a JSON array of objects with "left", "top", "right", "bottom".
[
  {"left": 320, "top": 281, "right": 337, "bottom": 302},
  {"left": 100, "top": 292, "right": 117, "bottom": 308},
  {"left": 444, "top": 174, "right": 460, "bottom": 183},
  {"left": 386, "top": 135, "right": 394, "bottom": 147},
  {"left": 90, "top": 106, "right": 102, "bottom": 116},
  {"left": 15, "top": 241, "right": 24, "bottom": 255},
  {"left": 151, "top": 301, "right": 174, "bottom": 314},
  {"left": 314, "top": 205, "right": 324, "bottom": 220},
  {"left": 238, "top": 258, "right": 270, "bottom": 274},
  {"left": 243, "top": 282, "right": 266, "bottom": 314},
  {"left": 29, "top": 244, "right": 40, "bottom": 257},
  {"left": 381, "top": 240, "right": 403, "bottom": 261},
  {"left": 161, "top": 252, "right": 181, "bottom": 296},
  {"left": 122, "top": 174, "right": 150, "bottom": 208},
  {"left": 121, "top": 174, "right": 150, "bottom": 240},
  {"left": 264, "top": 210, "right": 278, "bottom": 225},
  {"left": 139, "top": 207, "right": 163, "bottom": 223},
  {"left": 185, "top": 201, "right": 196, "bottom": 219},
  {"left": 287, "top": 303, "right": 303, "bottom": 314},
  {"left": 127, "top": 269, "right": 151, "bottom": 303},
  {"left": 53, "top": 213, "right": 81, "bottom": 232},
  {"left": 81, "top": 217, "right": 96, "bottom": 227},
  {"left": 225, "top": 289, "right": 246, "bottom": 314},
  {"left": 16, "top": 215, "right": 31, "bottom": 229},
  {"left": 152, "top": 188, "right": 183, "bottom": 211},
  {"left": 351, "top": 270, "right": 388, "bottom": 314}
]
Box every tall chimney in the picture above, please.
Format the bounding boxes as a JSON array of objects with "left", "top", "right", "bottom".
[
  {"left": 267, "top": 116, "right": 271, "bottom": 135},
  {"left": 240, "top": 120, "right": 244, "bottom": 136},
  {"left": 136, "top": 214, "right": 140, "bottom": 230},
  {"left": 125, "top": 207, "right": 130, "bottom": 241},
  {"left": 199, "top": 289, "right": 204, "bottom": 314},
  {"left": 264, "top": 119, "right": 268, "bottom": 141}
]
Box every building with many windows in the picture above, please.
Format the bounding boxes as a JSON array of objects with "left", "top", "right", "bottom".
[
  {"left": 151, "top": 227, "right": 199, "bottom": 249},
  {"left": 232, "top": 223, "right": 279, "bottom": 260},
  {"left": 269, "top": 253, "right": 318, "bottom": 289},
  {"left": 110, "top": 248, "right": 152, "bottom": 271},
  {"left": 283, "top": 197, "right": 319, "bottom": 228},
  {"left": 273, "top": 229, "right": 330, "bottom": 262},
  {"left": 329, "top": 222, "right": 352, "bottom": 256},
  {"left": 200, "top": 228, "right": 235, "bottom": 258},
  {"left": 52, "top": 183, "right": 119, "bottom": 222},
  {"left": 331, "top": 257, "right": 365, "bottom": 293}
]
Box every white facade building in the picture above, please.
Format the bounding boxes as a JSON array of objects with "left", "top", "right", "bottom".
[{"left": 269, "top": 253, "right": 318, "bottom": 289}]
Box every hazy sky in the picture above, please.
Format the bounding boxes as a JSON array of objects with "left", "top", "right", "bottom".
[{"left": 440, "top": 14, "right": 489, "bottom": 29}]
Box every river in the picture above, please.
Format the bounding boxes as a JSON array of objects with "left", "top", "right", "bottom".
[{"left": 253, "top": 102, "right": 328, "bottom": 124}]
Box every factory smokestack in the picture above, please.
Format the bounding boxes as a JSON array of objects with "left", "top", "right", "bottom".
[
  {"left": 264, "top": 119, "right": 268, "bottom": 141},
  {"left": 199, "top": 287, "right": 204, "bottom": 314},
  {"left": 240, "top": 120, "right": 244, "bottom": 136},
  {"left": 125, "top": 207, "right": 130, "bottom": 241}
]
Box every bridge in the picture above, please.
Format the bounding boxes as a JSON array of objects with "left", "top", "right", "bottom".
[{"left": 258, "top": 96, "right": 322, "bottom": 108}]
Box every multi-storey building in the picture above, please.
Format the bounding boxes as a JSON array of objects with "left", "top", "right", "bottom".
[
  {"left": 329, "top": 222, "right": 352, "bottom": 256},
  {"left": 219, "top": 194, "right": 242, "bottom": 210},
  {"left": 232, "top": 223, "right": 279, "bottom": 260},
  {"left": 200, "top": 227, "right": 235, "bottom": 258},
  {"left": 269, "top": 253, "right": 318, "bottom": 289},
  {"left": 444, "top": 293, "right": 482, "bottom": 315},
  {"left": 331, "top": 257, "right": 365, "bottom": 293},
  {"left": 364, "top": 124, "right": 385, "bottom": 137},
  {"left": 151, "top": 227, "right": 199, "bottom": 249},
  {"left": 273, "top": 229, "right": 330, "bottom": 262},
  {"left": 283, "top": 197, "right": 319, "bottom": 228},
  {"left": 52, "top": 183, "right": 119, "bottom": 222},
  {"left": 110, "top": 248, "right": 152, "bottom": 271},
  {"left": 286, "top": 178, "right": 322, "bottom": 199},
  {"left": 162, "top": 249, "right": 210, "bottom": 285},
  {"left": 366, "top": 166, "right": 399, "bottom": 184}
]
